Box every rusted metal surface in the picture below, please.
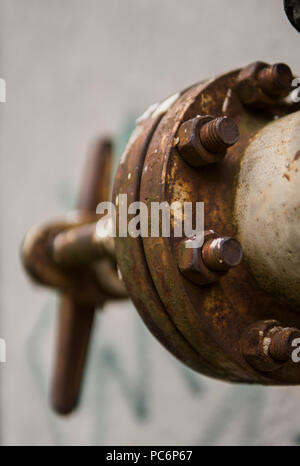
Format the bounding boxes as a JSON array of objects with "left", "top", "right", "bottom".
[
  {"left": 201, "top": 235, "right": 243, "bottom": 273},
  {"left": 177, "top": 230, "right": 242, "bottom": 285},
  {"left": 269, "top": 327, "right": 300, "bottom": 362},
  {"left": 77, "top": 138, "right": 113, "bottom": 212},
  {"left": 112, "top": 92, "right": 212, "bottom": 375},
  {"left": 51, "top": 139, "right": 122, "bottom": 414},
  {"left": 140, "top": 72, "right": 246, "bottom": 382},
  {"left": 241, "top": 320, "right": 300, "bottom": 373},
  {"left": 199, "top": 116, "right": 239, "bottom": 153},
  {"left": 22, "top": 61, "right": 300, "bottom": 414},
  {"left": 52, "top": 295, "right": 95, "bottom": 414},
  {"left": 235, "top": 61, "right": 293, "bottom": 108},
  {"left": 176, "top": 115, "right": 238, "bottom": 167},
  {"left": 22, "top": 218, "right": 112, "bottom": 306},
  {"left": 52, "top": 222, "right": 115, "bottom": 267},
  {"left": 22, "top": 139, "right": 126, "bottom": 414},
  {"left": 135, "top": 64, "right": 300, "bottom": 384},
  {"left": 22, "top": 140, "right": 124, "bottom": 306}
]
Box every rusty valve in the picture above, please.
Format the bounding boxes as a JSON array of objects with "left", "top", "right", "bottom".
[
  {"left": 22, "top": 139, "right": 127, "bottom": 414},
  {"left": 22, "top": 60, "right": 300, "bottom": 414}
]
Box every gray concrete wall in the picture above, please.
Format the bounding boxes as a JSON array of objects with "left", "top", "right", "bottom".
[{"left": 0, "top": 0, "right": 299, "bottom": 445}]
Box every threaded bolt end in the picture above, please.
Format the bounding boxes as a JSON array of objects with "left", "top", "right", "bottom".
[
  {"left": 269, "top": 327, "right": 300, "bottom": 362},
  {"left": 199, "top": 117, "right": 239, "bottom": 154},
  {"left": 201, "top": 236, "right": 243, "bottom": 272},
  {"left": 257, "top": 63, "right": 293, "bottom": 97}
]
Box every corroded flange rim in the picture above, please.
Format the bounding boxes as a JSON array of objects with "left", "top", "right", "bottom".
[
  {"left": 112, "top": 88, "right": 223, "bottom": 376},
  {"left": 139, "top": 70, "right": 300, "bottom": 384}
]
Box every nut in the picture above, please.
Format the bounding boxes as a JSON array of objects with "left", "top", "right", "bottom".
[
  {"left": 269, "top": 327, "right": 300, "bottom": 362},
  {"left": 176, "top": 115, "right": 239, "bottom": 167},
  {"left": 257, "top": 63, "right": 293, "bottom": 98},
  {"left": 235, "top": 61, "right": 293, "bottom": 108},
  {"left": 177, "top": 230, "right": 242, "bottom": 285},
  {"left": 241, "top": 320, "right": 300, "bottom": 372}
]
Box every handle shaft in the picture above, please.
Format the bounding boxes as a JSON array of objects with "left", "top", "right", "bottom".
[
  {"left": 51, "top": 295, "right": 95, "bottom": 414},
  {"left": 51, "top": 138, "right": 113, "bottom": 414}
]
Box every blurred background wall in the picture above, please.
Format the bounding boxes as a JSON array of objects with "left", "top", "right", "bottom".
[{"left": 0, "top": 0, "right": 299, "bottom": 446}]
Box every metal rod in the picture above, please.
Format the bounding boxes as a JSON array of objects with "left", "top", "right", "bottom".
[
  {"left": 51, "top": 295, "right": 95, "bottom": 414},
  {"left": 51, "top": 138, "right": 113, "bottom": 414},
  {"left": 52, "top": 221, "right": 115, "bottom": 267}
]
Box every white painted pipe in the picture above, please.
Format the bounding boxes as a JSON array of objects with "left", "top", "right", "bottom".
[{"left": 235, "top": 111, "right": 300, "bottom": 306}]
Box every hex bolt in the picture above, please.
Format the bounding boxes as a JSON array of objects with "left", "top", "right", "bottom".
[
  {"left": 177, "top": 231, "right": 243, "bottom": 285},
  {"left": 177, "top": 116, "right": 240, "bottom": 167},
  {"left": 199, "top": 117, "right": 240, "bottom": 154},
  {"left": 235, "top": 61, "right": 294, "bottom": 108},
  {"left": 257, "top": 63, "right": 293, "bottom": 97},
  {"left": 241, "top": 320, "right": 300, "bottom": 372},
  {"left": 201, "top": 236, "right": 243, "bottom": 272},
  {"left": 269, "top": 327, "right": 300, "bottom": 362}
]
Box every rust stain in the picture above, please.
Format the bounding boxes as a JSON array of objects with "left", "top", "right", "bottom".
[{"left": 294, "top": 150, "right": 300, "bottom": 162}]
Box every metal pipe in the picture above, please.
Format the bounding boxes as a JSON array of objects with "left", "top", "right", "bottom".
[{"left": 52, "top": 221, "right": 115, "bottom": 267}]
